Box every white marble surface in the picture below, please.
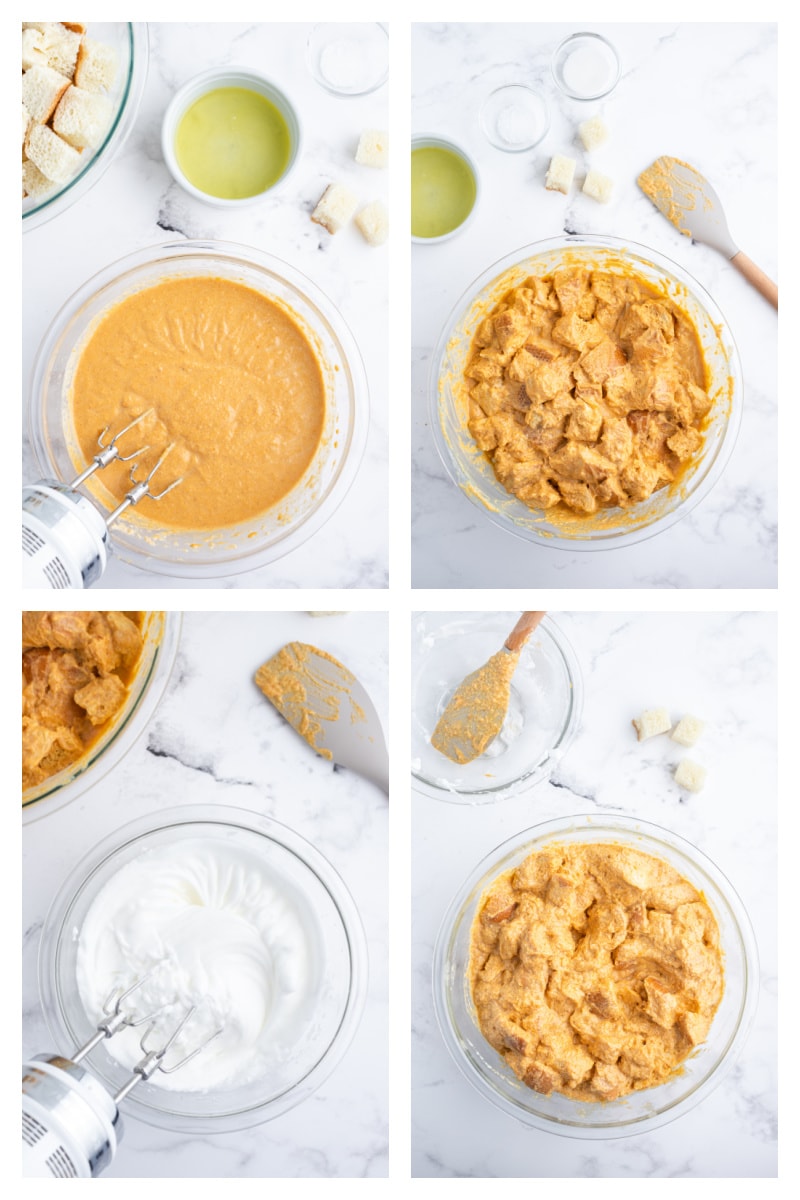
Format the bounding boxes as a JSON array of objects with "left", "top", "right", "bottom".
[
  {"left": 412, "top": 23, "right": 777, "bottom": 588},
  {"left": 22, "top": 22, "right": 388, "bottom": 589},
  {"left": 412, "top": 611, "right": 777, "bottom": 1176},
  {"left": 22, "top": 611, "right": 388, "bottom": 1177}
]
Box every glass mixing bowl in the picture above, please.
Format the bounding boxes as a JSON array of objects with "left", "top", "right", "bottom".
[
  {"left": 23, "top": 23, "right": 149, "bottom": 233},
  {"left": 28, "top": 240, "right": 369, "bottom": 579},
  {"left": 433, "top": 814, "right": 759, "bottom": 1138},
  {"left": 411, "top": 612, "right": 581, "bottom": 803},
  {"left": 39, "top": 804, "right": 368, "bottom": 1133},
  {"left": 22, "top": 611, "right": 180, "bottom": 825},
  {"left": 431, "top": 235, "right": 742, "bottom": 550}
]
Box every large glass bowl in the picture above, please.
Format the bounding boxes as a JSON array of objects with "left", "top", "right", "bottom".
[
  {"left": 39, "top": 804, "right": 368, "bottom": 1133},
  {"left": 22, "top": 611, "right": 180, "bottom": 825},
  {"left": 28, "top": 240, "right": 369, "bottom": 578},
  {"left": 431, "top": 235, "right": 742, "bottom": 550},
  {"left": 23, "top": 23, "right": 149, "bottom": 233},
  {"left": 433, "top": 814, "right": 759, "bottom": 1138},
  {"left": 411, "top": 612, "right": 581, "bottom": 803}
]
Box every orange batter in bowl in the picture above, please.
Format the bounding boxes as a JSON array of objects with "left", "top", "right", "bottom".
[{"left": 70, "top": 275, "right": 326, "bottom": 530}]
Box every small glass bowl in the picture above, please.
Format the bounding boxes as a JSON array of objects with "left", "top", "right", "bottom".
[
  {"left": 39, "top": 804, "right": 368, "bottom": 1133},
  {"left": 480, "top": 85, "right": 550, "bottom": 153},
  {"left": 161, "top": 67, "right": 301, "bottom": 207},
  {"left": 28, "top": 240, "right": 369, "bottom": 579},
  {"left": 551, "top": 32, "right": 620, "bottom": 101},
  {"left": 306, "top": 23, "right": 389, "bottom": 97},
  {"left": 23, "top": 611, "right": 180, "bottom": 824},
  {"left": 411, "top": 612, "right": 581, "bottom": 803},
  {"left": 411, "top": 135, "right": 481, "bottom": 244},
  {"left": 433, "top": 814, "right": 759, "bottom": 1138},
  {"left": 23, "top": 22, "right": 149, "bottom": 232}
]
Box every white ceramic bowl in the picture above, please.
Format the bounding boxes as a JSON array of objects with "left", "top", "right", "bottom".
[
  {"left": 161, "top": 67, "right": 301, "bottom": 207},
  {"left": 411, "top": 135, "right": 481, "bottom": 244}
]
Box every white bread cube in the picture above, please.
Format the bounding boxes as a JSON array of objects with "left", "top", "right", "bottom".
[
  {"left": 25, "top": 121, "right": 82, "bottom": 183},
  {"left": 22, "top": 157, "right": 55, "bottom": 199},
  {"left": 53, "top": 85, "right": 113, "bottom": 150},
  {"left": 578, "top": 116, "right": 609, "bottom": 152},
  {"left": 632, "top": 707, "right": 671, "bottom": 741},
  {"left": 356, "top": 129, "right": 388, "bottom": 169},
  {"left": 355, "top": 200, "right": 388, "bottom": 246},
  {"left": 41, "top": 22, "right": 82, "bottom": 78},
  {"left": 22, "top": 103, "right": 31, "bottom": 146},
  {"left": 21, "top": 64, "right": 71, "bottom": 123},
  {"left": 545, "top": 154, "right": 576, "bottom": 194},
  {"left": 583, "top": 169, "right": 614, "bottom": 203},
  {"left": 22, "top": 27, "right": 47, "bottom": 71},
  {"left": 674, "top": 759, "right": 707, "bottom": 793},
  {"left": 671, "top": 714, "right": 706, "bottom": 747},
  {"left": 311, "top": 183, "right": 358, "bottom": 234},
  {"left": 74, "top": 37, "right": 118, "bottom": 93}
]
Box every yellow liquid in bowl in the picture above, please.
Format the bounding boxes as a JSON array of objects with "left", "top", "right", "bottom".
[
  {"left": 411, "top": 145, "right": 477, "bottom": 238},
  {"left": 175, "top": 86, "right": 291, "bottom": 199}
]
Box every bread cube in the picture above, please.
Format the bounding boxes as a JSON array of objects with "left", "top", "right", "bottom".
[
  {"left": 671, "top": 714, "right": 705, "bottom": 747},
  {"left": 583, "top": 169, "right": 614, "bottom": 204},
  {"left": 355, "top": 129, "right": 389, "bottom": 168},
  {"left": 41, "top": 22, "right": 82, "bottom": 78},
  {"left": 545, "top": 154, "right": 576, "bottom": 194},
  {"left": 631, "top": 707, "right": 671, "bottom": 741},
  {"left": 22, "top": 27, "right": 47, "bottom": 71},
  {"left": 21, "top": 64, "right": 71, "bottom": 123},
  {"left": 311, "top": 183, "right": 358, "bottom": 234},
  {"left": 355, "top": 200, "right": 389, "bottom": 246},
  {"left": 22, "top": 102, "right": 31, "bottom": 147},
  {"left": 578, "top": 116, "right": 609, "bottom": 152},
  {"left": 53, "top": 86, "right": 113, "bottom": 150},
  {"left": 674, "top": 759, "right": 707, "bottom": 793},
  {"left": 25, "top": 121, "right": 82, "bottom": 183},
  {"left": 22, "top": 158, "right": 54, "bottom": 199},
  {"left": 74, "top": 37, "right": 118, "bottom": 93}
]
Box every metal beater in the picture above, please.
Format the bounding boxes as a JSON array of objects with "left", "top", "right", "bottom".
[
  {"left": 22, "top": 972, "right": 223, "bottom": 1178},
  {"left": 22, "top": 412, "right": 183, "bottom": 589}
]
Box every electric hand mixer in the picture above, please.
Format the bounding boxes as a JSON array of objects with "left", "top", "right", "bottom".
[
  {"left": 22, "top": 412, "right": 183, "bottom": 589},
  {"left": 22, "top": 972, "right": 222, "bottom": 1178}
]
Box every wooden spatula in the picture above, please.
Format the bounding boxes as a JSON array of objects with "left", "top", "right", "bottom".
[
  {"left": 637, "top": 155, "right": 777, "bottom": 309},
  {"left": 430, "top": 611, "right": 546, "bottom": 765}
]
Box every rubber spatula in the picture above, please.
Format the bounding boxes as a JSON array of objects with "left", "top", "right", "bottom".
[
  {"left": 637, "top": 156, "right": 777, "bottom": 308},
  {"left": 430, "top": 611, "right": 546, "bottom": 765}
]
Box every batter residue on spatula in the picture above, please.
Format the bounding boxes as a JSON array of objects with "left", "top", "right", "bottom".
[
  {"left": 431, "top": 649, "right": 520, "bottom": 765},
  {"left": 255, "top": 641, "right": 364, "bottom": 760}
]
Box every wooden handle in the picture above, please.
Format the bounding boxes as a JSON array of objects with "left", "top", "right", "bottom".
[
  {"left": 505, "top": 610, "right": 546, "bottom": 653},
  {"left": 731, "top": 251, "right": 778, "bottom": 309}
]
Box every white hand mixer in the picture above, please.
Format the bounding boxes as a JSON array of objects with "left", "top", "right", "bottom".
[
  {"left": 22, "top": 412, "right": 183, "bottom": 590},
  {"left": 22, "top": 972, "right": 222, "bottom": 1178}
]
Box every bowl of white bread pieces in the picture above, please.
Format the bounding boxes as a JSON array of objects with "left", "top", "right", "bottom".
[{"left": 22, "top": 22, "right": 148, "bottom": 232}]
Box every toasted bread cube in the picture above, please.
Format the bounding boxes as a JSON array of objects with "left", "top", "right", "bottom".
[
  {"left": 355, "top": 129, "right": 389, "bottom": 168},
  {"left": 671, "top": 714, "right": 706, "bottom": 747},
  {"left": 311, "top": 183, "right": 358, "bottom": 234},
  {"left": 578, "top": 115, "right": 609, "bottom": 152},
  {"left": 22, "top": 158, "right": 54, "bottom": 199},
  {"left": 22, "top": 27, "right": 47, "bottom": 71},
  {"left": 21, "top": 64, "right": 71, "bottom": 123},
  {"left": 53, "top": 85, "right": 113, "bottom": 150},
  {"left": 25, "top": 121, "right": 82, "bottom": 183},
  {"left": 545, "top": 154, "right": 576, "bottom": 194},
  {"left": 74, "top": 37, "right": 118, "bottom": 93},
  {"left": 355, "top": 199, "right": 388, "bottom": 246},
  {"left": 632, "top": 707, "right": 671, "bottom": 741},
  {"left": 41, "top": 22, "right": 82, "bottom": 78},
  {"left": 674, "top": 759, "right": 707, "bottom": 793},
  {"left": 583, "top": 169, "right": 614, "bottom": 204}
]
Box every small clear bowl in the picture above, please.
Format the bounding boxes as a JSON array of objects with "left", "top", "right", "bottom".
[
  {"left": 28, "top": 240, "right": 369, "bottom": 579},
  {"left": 551, "top": 32, "right": 620, "bottom": 101},
  {"left": 411, "top": 612, "right": 581, "bottom": 803},
  {"left": 23, "top": 611, "right": 180, "bottom": 824},
  {"left": 431, "top": 234, "right": 742, "bottom": 550},
  {"left": 161, "top": 67, "right": 301, "bottom": 207},
  {"left": 306, "top": 23, "right": 389, "bottom": 97},
  {"left": 411, "top": 135, "right": 481, "bottom": 244},
  {"left": 23, "top": 22, "right": 149, "bottom": 232},
  {"left": 433, "top": 814, "right": 759, "bottom": 1138},
  {"left": 39, "top": 804, "right": 368, "bottom": 1133},
  {"left": 480, "top": 85, "right": 550, "bottom": 153}
]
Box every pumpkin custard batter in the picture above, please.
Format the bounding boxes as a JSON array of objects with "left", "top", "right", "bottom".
[
  {"left": 70, "top": 276, "right": 326, "bottom": 530},
  {"left": 470, "top": 842, "right": 724, "bottom": 1101},
  {"left": 465, "top": 267, "right": 713, "bottom": 516}
]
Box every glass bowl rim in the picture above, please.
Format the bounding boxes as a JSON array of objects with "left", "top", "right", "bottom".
[
  {"left": 479, "top": 83, "right": 551, "bottom": 153},
  {"left": 550, "top": 31, "right": 621, "bottom": 101},
  {"left": 305, "top": 22, "right": 389, "bottom": 97}
]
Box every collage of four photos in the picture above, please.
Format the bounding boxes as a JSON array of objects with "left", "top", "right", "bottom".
[{"left": 21, "top": 19, "right": 779, "bottom": 1183}]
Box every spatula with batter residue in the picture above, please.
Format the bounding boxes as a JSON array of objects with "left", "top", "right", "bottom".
[
  {"left": 255, "top": 642, "right": 389, "bottom": 794},
  {"left": 430, "top": 611, "right": 546, "bottom": 765},
  {"left": 637, "top": 156, "right": 777, "bottom": 309}
]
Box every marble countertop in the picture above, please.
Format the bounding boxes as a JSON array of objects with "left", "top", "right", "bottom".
[
  {"left": 412, "top": 611, "right": 777, "bottom": 1177},
  {"left": 412, "top": 22, "right": 777, "bottom": 589},
  {"left": 23, "top": 22, "right": 388, "bottom": 590},
  {"left": 23, "top": 611, "right": 389, "bottom": 1177}
]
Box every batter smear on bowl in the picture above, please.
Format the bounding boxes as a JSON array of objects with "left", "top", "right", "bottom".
[{"left": 469, "top": 842, "right": 724, "bottom": 1101}]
